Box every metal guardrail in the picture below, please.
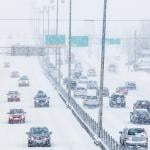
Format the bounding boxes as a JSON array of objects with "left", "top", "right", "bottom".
[{"left": 39, "top": 56, "right": 121, "bottom": 150}]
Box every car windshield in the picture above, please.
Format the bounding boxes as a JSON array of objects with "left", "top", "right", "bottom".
[
  {"left": 77, "top": 87, "right": 85, "bottom": 90},
  {"left": 136, "top": 101, "right": 149, "bottom": 107},
  {"left": 20, "top": 76, "right": 28, "bottom": 80},
  {"left": 135, "top": 110, "right": 149, "bottom": 116},
  {"left": 37, "top": 92, "right": 46, "bottom": 98},
  {"left": 112, "top": 95, "right": 124, "bottom": 100},
  {"left": 128, "top": 128, "right": 145, "bottom": 135},
  {"left": 31, "top": 128, "right": 48, "bottom": 135},
  {"left": 87, "top": 96, "right": 97, "bottom": 99},
  {"left": 10, "top": 109, "right": 24, "bottom": 114}
]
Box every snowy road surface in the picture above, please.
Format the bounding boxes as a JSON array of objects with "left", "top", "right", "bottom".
[{"left": 0, "top": 56, "right": 99, "bottom": 150}]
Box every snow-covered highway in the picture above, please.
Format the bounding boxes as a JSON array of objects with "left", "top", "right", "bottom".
[{"left": 0, "top": 55, "right": 99, "bottom": 150}]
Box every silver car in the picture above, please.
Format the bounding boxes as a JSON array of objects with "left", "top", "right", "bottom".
[{"left": 119, "top": 128, "right": 148, "bottom": 149}]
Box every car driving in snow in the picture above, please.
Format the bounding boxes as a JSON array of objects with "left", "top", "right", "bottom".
[
  {"left": 77, "top": 76, "right": 88, "bottom": 84},
  {"left": 108, "top": 64, "right": 117, "bottom": 72},
  {"left": 133, "top": 100, "right": 150, "bottom": 112},
  {"left": 102, "top": 87, "right": 109, "bottom": 97},
  {"left": 10, "top": 71, "right": 19, "bottom": 78},
  {"left": 119, "top": 128, "right": 148, "bottom": 149},
  {"left": 7, "top": 90, "right": 20, "bottom": 102},
  {"left": 34, "top": 90, "right": 50, "bottom": 107},
  {"left": 3, "top": 62, "right": 10, "bottom": 68},
  {"left": 7, "top": 109, "right": 26, "bottom": 124},
  {"left": 130, "top": 109, "right": 150, "bottom": 124},
  {"left": 26, "top": 127, "right": 52, "bottom": 147},
  {"left": 109, "top": 93, "right": 126, "bottom": 108},
  {"left": 74, "top": 82, "right": 87, "bottom": 98},
  {"left": 115, "top": 86, "right": 128, "bottom": 95},
  {"left": 87, "top": 80, "right": 98, "bottom": 89},
  {"left": 87, "top": 68, "right": 96, "bottom": 77},
  {"left": 83, "top": 88, "right": 99, "bottom": 107},
  {"left": 125, "top": 81, "right": 136, "bottom": 90},
  {"left": 18, "top": 75, "right": 29, "bottom": 87}
]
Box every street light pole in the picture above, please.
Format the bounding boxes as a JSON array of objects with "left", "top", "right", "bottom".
[
  {"left": 98, "top": 0, "right": 107, "bottom": 135},
  {"left": 68, "top": 0, "right": 72, "bottom": 104},
  {"left": 55, "top": 0, "right": 59, "bottom": 88}
]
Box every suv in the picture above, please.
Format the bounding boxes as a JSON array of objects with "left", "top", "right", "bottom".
[
  {"left": 26, "top": 127, "right": 52, "bottom": 147},
  {"left": 133, "top": 100, "right": 150, "bottom": 112},
  {"left": 7, "top": 91, "right": 20, "bottom": 102},
  {"left": 125, "top": 81, "right": 136, "bottom": 90},
  {"left": 115, "top": 87, "right": 128, "bottom": 95},
  {"left": 83, "top": 89, "right": 99, "bottom": 107},
  {"left": 7, "top": 109, "right": 26, "bottom": 124},
  {"left": 109, "top": 93, "right": 126, "bottom": 108},
  {"left": 130, "top": 109, "right": 150, "bottom": 124},
  {"left": 119, "top": 128, "right": 148, "bottom": 149},
  {"left": 34, "top": 91, "right": 50, "bottom": 107},
  {"left": 18, "top": 75, "right": 29, "bottom": 87},
  {"left": 11, "top": 71, "right": 19, "bottom": 78}
]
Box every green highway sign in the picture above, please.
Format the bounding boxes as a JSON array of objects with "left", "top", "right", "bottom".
[
  {"left": 45, "top": 35, "right": 65, "bottom": 47},
  {"left": 105, "top": 38, "right": 120, "bottom": 45},
  {"left": 71, "top": 36, "right": 88, "bottom": 47}
]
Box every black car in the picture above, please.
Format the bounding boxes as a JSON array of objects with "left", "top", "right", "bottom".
[
  {"left": 26, "top": 127, "right": 52, "bottom": 147},
  {"left": 125, "top": 82, "right": 136, "bottom": 90},
  {"left": 34, "top": 91, "right": 50, "bottom": 107},
  {"left": 7, "top": 109, "right": 26, "bottom": 124},
  {"left": 133, "top": 100, "right": 150, "bottom": 112},
  {"left": 109, "top": 93, "right": 126, "bottom": 108},
  {"left": 130, "top": 109, "right": 150, "bottom": 124}
]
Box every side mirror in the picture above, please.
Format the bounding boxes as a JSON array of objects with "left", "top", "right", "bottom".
[
  {"left": 130, "top": 112, "right": 133, "bottom": 115},
  {"left": 49, "top": 131, "right": 52, "bottom": 135},
  {"left": 119, "top": 131, "right": 122, "bottom": 134},
  {"left": 7, "top": 112, "right": 10, "bottom": 114},
  {"left": 26, "top": 132, "right": 29, "bottom": 135}
]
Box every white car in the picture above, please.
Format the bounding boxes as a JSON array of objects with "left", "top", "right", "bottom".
[
  {"left": 18, "top": 75, "right": 29, "bottom": 87},
  {"left": 83, "top": 89, "right": 99, "bottom": 107},
  {"left": 74, "top": 83, "right": 87, "bottom": 98}
]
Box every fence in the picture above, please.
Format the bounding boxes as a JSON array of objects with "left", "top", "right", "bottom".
[{"left": 39, "top": 55, "right": 121, "bottom": 150}]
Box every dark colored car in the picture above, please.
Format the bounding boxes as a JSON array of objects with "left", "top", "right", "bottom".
[
  {"left": 133, "top": 100, "right": 150, "bottom": 112},
  {"left": 66, "top": 80, "right": 77, "bottom": 90},
  {"left": 7, "top": 91, "right": 20, "bottom": 102},
  {"left": 130, "top": 109, "right": 150, "bottom": 124},
  {"left": 125, "top": 82, "right": 136, "bottom": 90},
  {"left": 18, "top": 75, "right": 29, "bottom": 87},
  {"left": 119, "top": 128, "right": 148, "bottom": 149},
  {"left": 34, "top": 91, "right": 50, "bottom": 107},
  {"left": 115, "top": 87, "right": 128, "bottom": 95},
  {"left": 109, "top": 93, "right": 126, "bottom": 108},
  {"left": 26, "top": 127, "right": 52, "bottom": 147},
  {"left": 87, "top": 80, "right": 98, "bottom": 89},
  {"left": 102, "top": 87, "right": 109, "bottom": 97},
  {"left": 8, "top": 109, "right": 26, "bottom": 124}
]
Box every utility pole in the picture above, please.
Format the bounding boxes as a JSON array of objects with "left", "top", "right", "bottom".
[
  {"left": 68, "top": 0, "right": 72, "bottom": 104},
  {"left": 55, "top": 0, "right": 59, "bottom": 88},
  {"left": 42, "top": 8, "right": 45, "bottom": 45},
  {"left": 98, "top": 0, "right": 107, "bottom": 136}
]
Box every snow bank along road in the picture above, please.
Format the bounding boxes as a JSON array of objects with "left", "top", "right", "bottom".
[{"left": 0, "top": 55, "right": 99, "bottom": 150}]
